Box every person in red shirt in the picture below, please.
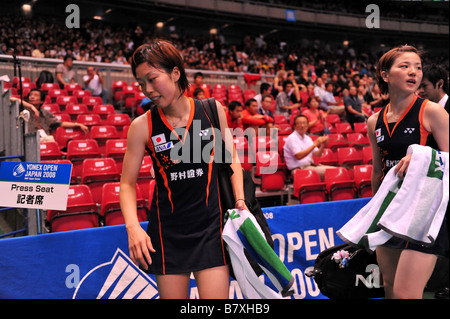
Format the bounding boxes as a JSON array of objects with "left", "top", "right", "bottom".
[
  {"left": 303, "top": 96, "right": 329, "bottom": 135},
  {"left": 187, "top": 72, "right": 210, "bottom": 98},
  {"left": 226, "top": 100, "right": 244, "bottom": 132},
  {"left": 241, "top": 98, "right": 274, "bottom": 138}
]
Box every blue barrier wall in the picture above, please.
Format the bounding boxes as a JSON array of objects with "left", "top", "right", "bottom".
[{"left": 0, "top": 198, "right": 370, "bottom": 299}]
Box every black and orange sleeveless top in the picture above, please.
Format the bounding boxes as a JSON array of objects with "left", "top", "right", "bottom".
[
  {"left": 145, "top": 97, "right": 221, "bottom": 216},
  {"left": 375, "top": 96, "right": 434, "bottom": 180}
]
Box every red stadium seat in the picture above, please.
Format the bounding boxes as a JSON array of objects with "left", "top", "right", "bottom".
[
  {"left": 48, "top": 89, "right": 68, "bottom": 103},
  {"left": 67, "top": 139, "right": 101, "bottom": 179},
  {"left": 54, "top": 126, "right": 88, "bottom": 149},
  {"left": 105, "top": 113, "right": 131, "bottom": 132},
  {"left": 334, "top": 122, "right": 354, "bottom": 135},
  {"left": 81, "top": 158, "right": 120, "bottom": 204},
  {"left": 137, "top": 156, "right": 154, "bottom": 199},
  {"left": 76, "top": 114, "right": 102, "bottom": 129},
  {"left": 274, "top": 115, "right": 288, "bottom": 125},
  {"left": 72, "top": 89, "right": 92, "bottom": 103},
  {"left": 346, "top": 133, "right": 369, "bottom": 149},
  {"left": 64, "top": 83, "right": 82, "bottom": 95},
  {"left": 65, "top": 103, "right": 89, "bottom": 121},
  {"left": 243, "top": 89, "right": 256, "bottom": 101},
  {"left": 12, "top": 76, "right": 31, "bottom": 87},
  {"left": 82, "top": 96, "right": 103, "bottom": 110},
  {"left": 104, "top": 139, "right": 127, "bottom": 173},
  {"left": 90, "top": 125, "right": 119, "bottom": 155},
  {"left": 233, "top": 136, "right": 248, "bottom": 154},
  {"left": 293, "top": 169, "right": 327, "bottom": 203},
  {"left": 41, "top": 103, "right": 61, "bottom": 114},
  {"left": 336, "top": 147, "right": 363, "bottom": 167},
  {"left": 324, "top": 167, "right": 356, "bottom": 201},
  {"left": 92, "top": 104, "right": 116, "bottom": 123},
  {"left": 40, "top": 141, "right": 62, "bottom": 160},
  {"left": 47, "top": 184, "right": 99, "bottom": 232},
  {"left": 56, "top": 95, "right": 78, "bottom": 111},
  {"left": 255, "top": 150, "right": 281, "bottom": 176},
  {"left": 362, "top": 146, "right": 373, "bottom": 164},
  {"left": 54, "top": 113, "right": 71, "bottom": 123},
  {"left": 326, "top": 114, "right": 341, "bottom": 125},
  {"left": 100, "top": 182, "right": 147, "bottom": 226},
  {"left": 278, "top": 135, "right": 288, "bottom": 157},
  {"left": 40, "top": 83, "right": 59, "bottom": 93},
  {"left": 277, "top": 123, "right": 293, "bottom": 136},
  {"left": 353, "top": 122, "right": 368, "bottom": 134},
  {"left": 252, "top": 135, "right": 277, "bottom": 153},
  {"left": 313, "top": 148, "right": 338, "bottom": 166},
  {"left": 353, "top": 164, "right": 373, "bottom": 198},
  {"left": 326, "top": 133, "right": 348, "bottom": 150}
]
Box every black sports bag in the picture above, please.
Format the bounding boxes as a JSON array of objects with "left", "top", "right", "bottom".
[{"left": 306, "top": 243, "right": 385, "bottom": 299}]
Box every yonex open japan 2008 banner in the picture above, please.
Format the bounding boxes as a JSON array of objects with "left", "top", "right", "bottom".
[{"left": 0, "top": 198, "right": 370, "bottom": 299}]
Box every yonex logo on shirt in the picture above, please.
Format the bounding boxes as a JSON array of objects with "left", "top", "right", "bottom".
[{"left": 404, "top": 128, "right": 415, "bottom": 134}]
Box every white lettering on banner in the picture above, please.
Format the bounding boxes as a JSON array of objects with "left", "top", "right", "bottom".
[{"left": 273, "top": 227, "right": 335, "bottom": 263}]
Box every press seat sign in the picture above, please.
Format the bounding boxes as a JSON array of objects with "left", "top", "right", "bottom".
[{"left": 0, "top": 162, "right": 72, "bottom": 210}]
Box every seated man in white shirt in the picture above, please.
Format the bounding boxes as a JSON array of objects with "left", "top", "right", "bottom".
[{"left": 283, "top": 114, "right": 333, "bottom": 180}]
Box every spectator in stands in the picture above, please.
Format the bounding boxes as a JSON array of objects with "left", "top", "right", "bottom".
[
  {"left": 271, "top": 70, "right": 287, "bottom": 97},
  {"left": 226, "top": 100, "right": 244, "bottom": 132},
  {"left": 275, "top": 80, "right": 301, "bottom": 117},
  {"left": 192, "top": 87, "right": 206, "bottom": 100},
  {"left": 55, "top": 55, "right": 75, "bottom": 89},
  {"left": 10, "top": 89, "right": 88, "bottom": 142},
  {"left": 344, "top": 86, "right": 367, "bottom": 129},
  {"left": 254, "top": 82, "right": 271, "bottom": 110},
  {"left": 419, "top": 64, "right": 449, "bottom": 113},
  {"left": 319, "top": 82, "right": 345, "bottom": 116},
  {"left": 83, "top": 66, "right": 108, "bottom": 104},
  {"left": 287, "top": 70, "right": 301, "bottom": 104},
  {"left": 303, "top": 96, "right": 329, "bottom": 135},
  {"left": 188, "top": 72, "right": 210, "bottom": 98},
  {"left": 241, "top": 98, "right": 274, "bottom": 134},
  {"left": 365, "top": 83, "right": 383, "bottom": 111},
  {"left": 283, "top": 114, "right": 332, "bottom": 180},
  {"left": 258, "top": 94, "right": 275, "bottom": 122}
]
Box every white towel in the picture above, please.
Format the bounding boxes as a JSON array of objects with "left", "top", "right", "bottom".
[
  {"left": 337, "top": 144, "right": 449, "bottom": 252},
  {"left": 222, "top": 209, "right": 294, "bottom": 299}
]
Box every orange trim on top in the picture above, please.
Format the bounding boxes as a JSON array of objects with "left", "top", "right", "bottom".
[
  {"left": 383, "top": 95, "right": 418, "bottom": 138},
  {"left": 147, "top": 110, "right": 174, "bottom": 213},
  {"left": 157, "top": 98, "right": 195, "bottom": 145},
  {"left": 418, "top": 99, "right": 431, "bottom": 145}
]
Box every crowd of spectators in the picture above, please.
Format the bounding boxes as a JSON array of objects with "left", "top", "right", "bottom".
[{"left": 2, "top": 12, "right": 448, "bottom": 79}]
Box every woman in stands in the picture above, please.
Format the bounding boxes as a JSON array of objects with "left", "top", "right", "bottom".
[
  {"left": 367, "top": 45, "right": 448, "bottom": 298},
  {"left": 120, "top": 40, "right": 247, "bottom": 299}
]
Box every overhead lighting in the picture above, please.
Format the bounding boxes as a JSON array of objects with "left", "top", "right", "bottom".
[
  {"left": 93, "top": 16, "right": 102, "bottom": 20},
  {"left": 156, "top": 22, "right": 164, "bottom": 29},
  {"left": 210, "top": 28, "right": 217, "bottom": 35},
  {"left": 22, "top": 4, "right": 32, "bottom": 13}
]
